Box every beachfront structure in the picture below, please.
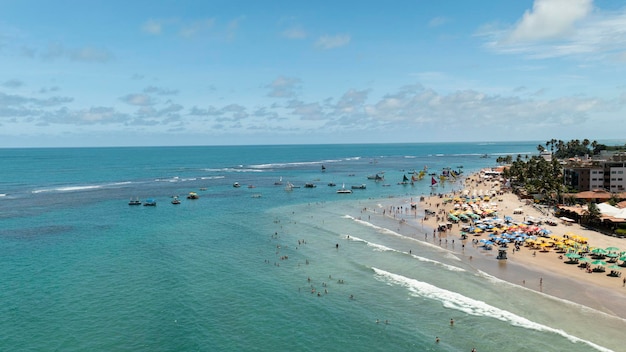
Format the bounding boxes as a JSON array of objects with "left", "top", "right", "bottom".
[{"left": 563, "top": 158, "right": 626, "bottom": 193}]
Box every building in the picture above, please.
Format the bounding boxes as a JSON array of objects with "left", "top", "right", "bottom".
[{"left": 563, "top": 157, "right": 626, "bottom": 193}]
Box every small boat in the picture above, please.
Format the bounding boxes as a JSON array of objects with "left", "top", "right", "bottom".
[
  {"left": 274, "top": 177, "right": 283, "bottom": 185},
  {"left": 187, "top": 192, "right": 199, "bottom": 199},
  {"left": 143, "top": 198, "right": 157, "bottom": 206},
  {"left": 480, "top": 154, "right": 490, "bottom": 158},
  {"left": 367, "top": 173, "right": 385, "bottom": 181},
  {"left": 321, "top": 165, "right": 326, "bottom": 172},
  {"left": 327, "top": 182, "right": 336, "bottom": 187},
  {"left": 233, "top": 182, "right": 241, "bottom": 188},
  {"left": 285, "top": 182, "right": 294, "bottom": 191},
  {"left": 171, "top": 197, "right": 181, "bottom": 205},
  {"left": 128, "top": 197, "right": 141, "bottom": 205},
  {"left": 337, "top": 184, "right": 352, "bottom": 194},
  {"left": 248, "top": 185, "right": 256, "bottom": 188},
  {"left": 304, "top": 183, "right": 316, "bottom": 188},
  {"left": 398, "top": 174, "right": 410, "bottom": 185},
  {"left": 251, "top": 193, "right": 262, "bottom": 198},
  {"left": 351, "top": 184, "right": 366, "bottom": 190}
]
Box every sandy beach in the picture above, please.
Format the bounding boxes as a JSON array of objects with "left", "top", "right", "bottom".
[{"left": 368, "top": 171, "right": 626, "bottom": 320}]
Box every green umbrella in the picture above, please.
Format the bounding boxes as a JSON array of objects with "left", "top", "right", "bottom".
[
  {"left": 606, "top": 252, "right": 619, "bottom": 258},
  {"left": 565, "top": 253, "right": 581, "bottom": 259},
  {"left": 591, "top": 248, "right": 607, "bottom": 255},
  {"left": 608, "top": 264, "right": 622, "bottom": 270},
  {"left": 592, "top": 260, "right": 607, "bottom": 266},
  {"left": 619, "top": 256, "right": 626, "bottom": 261},
  {"left": 579, "top": 257, "right": 592, "bottom": 262},
  {"left": 606, "top": 246, "right": 620, "bottom": 252}
]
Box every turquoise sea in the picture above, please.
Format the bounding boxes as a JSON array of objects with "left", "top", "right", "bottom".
[{"left": 0, "top": 142, "right": 623, "bottom": 351}]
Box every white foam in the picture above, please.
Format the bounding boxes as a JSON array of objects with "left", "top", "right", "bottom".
[
  {"left": 33, "top": 184, "right": 102, "bottom": 193},
  {"left": 345, "top": 233, "right": 465, "bottom": 273},
  {"left": 372, "top": 267, "right": 613, "bottom": 352}
]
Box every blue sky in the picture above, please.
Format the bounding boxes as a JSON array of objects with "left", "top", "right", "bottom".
[{"left": 1, "top": 0, "right": 625, "bottom": 147}]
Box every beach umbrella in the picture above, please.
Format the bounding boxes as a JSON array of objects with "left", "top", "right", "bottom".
[
  {"left": 606, "top": 246, "right": 620, "bottom": 252},
  {"left": 608, "top": 264, "right": 622, "bottom": 270},
  {"left": 591, "top": 260, "right": 607, "bottom": 266},
  {"left": 565, "top": 253, "right": 581, "bottom": 259},
  {"left": 578, "top": 257, "right": 592, "bottom": 262},
  {"left": 591, "top": 248, "right": 607, "bottom": 255},
  {"left": 606, "top": 253, "right": 619, "bottom": 258},
  {"left": 619, "top": 256, "right": 626, "bottom": 262}
]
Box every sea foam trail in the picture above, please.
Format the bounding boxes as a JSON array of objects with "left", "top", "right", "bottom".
[
  {"left": 344, "top": 214, "right": 463, "bottom": 262},
  {"left": 32, "top": 181, "right": 133, "bottom": 194},
  {"left": 372, "top": 267, "right": 613, "bottom": 352},
  {"left": 346, "top": 235, "right": 465, "bottom": 273}
]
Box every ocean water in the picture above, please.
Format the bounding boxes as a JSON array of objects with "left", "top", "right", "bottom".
[{"left": 0, "top": 142, "right": 622, "bottom": 351}]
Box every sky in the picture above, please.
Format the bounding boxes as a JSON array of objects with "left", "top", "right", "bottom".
[{"left": 1, "top": 0, "right": 626, "bottom": 147}]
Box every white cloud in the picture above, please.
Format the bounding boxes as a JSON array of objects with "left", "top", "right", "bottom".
[
  {"left": 142, "top": 20, "right": 163, "bottom": 35},
  {"left": 507, "top": 0, "right": 592, "bottom": 42},
  {"left": 480, "top": 0, "right": 626, "bottom": 60},
  {"left": 120, "top": 94, "right": 154, "bottom": 106},
  {"left": 266, "top": 76, "right": 302, "bottom": 98},
  {"left": 40, "top": 42, "right": 113, "bottom": 62},
  {"left": 282, "top": 26, "right": 307, "bottom": 39},
  {"left": 314, "top": 34, "right": 351, "bottom": 50},
  {"left": 179, "top": 19, "right": 215, "bottom": 38},
  {"left": 429, "top": 17, "right": 450, "bottom": 28}
]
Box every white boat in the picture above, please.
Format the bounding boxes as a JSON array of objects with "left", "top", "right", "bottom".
[
  {"left": 285, "top": 182, "right": 294, "bottom": 191},
  {"left": 274, "top": 177, "right": 283, "bottom": 185},
  {"left": 337, "top": 184, "right": 352, "bottom": 194},
  {"left": 233, "top": 182, "right": 241, "bottom": 188},
  {"left": 351, "top": 184, "right": 366, "bottom": 190}
]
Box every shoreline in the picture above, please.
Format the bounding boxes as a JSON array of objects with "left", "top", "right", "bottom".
[{"left": 360, "top": 171, "right": 626, "bottom": 320}]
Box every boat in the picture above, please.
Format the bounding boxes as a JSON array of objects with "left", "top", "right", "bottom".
[
  {"left": 251, "top": 193, "right": 262, "bottom": 198},
  {"left": 480, "top": 154, "right": 490, "bottom": 158},
  {"left": 321, "top": 165, "right": 326, "bottom": 172},
  {"left": 247, "top": 185, "right": 256, "bottom": 188},
  {"left": 274, "top": 177, "right": 283, "bottom": 185},
  {"left": 143, "top": 198, "right": 157, "bottom": 206},
  {"left": 327, "top": 182, "right": 336, "bottom": 186},
  {"left": 351, "top": 184, "right": 366, "bottom": 190},
  {"left": 199, "top": 187, "right": 207, "bottom": 191},
  {"left": 337, "top": 184, "right": 352, "bottom": 194},
  {"left": 128, "top": 197, "right": 141, "bottom": 205},
  {"left": 431, "top": 177, "right": 438, "bottom": 187},
  {"left": 398, "top": 174, "right": 410, "bottom": 185},
  {"left": 187, "top": 192, "right": 199, "bottom": 199},
  {"left": 171, "top": 197, "right": 181, "bottom": 205},
  {"left": 285, "top": 182, "right": 294, "bottom": 191},
  {"left": 304, "top": 183, "right": 316, "bottom": 188},
  {"left": 367, "top": 173, "right": 384, "bottom": 180},
  {"left": 233, "top": 182, "right": 241, "bottom": 188}
]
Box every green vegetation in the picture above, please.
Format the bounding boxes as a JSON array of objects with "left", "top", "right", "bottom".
[{"left": 502, "top": 152, "right": 564, "bottom": 205}]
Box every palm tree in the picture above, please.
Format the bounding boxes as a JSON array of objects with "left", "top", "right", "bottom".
[{"left": 582, "top": 202, "right": 601, "bottom": 225}]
